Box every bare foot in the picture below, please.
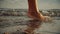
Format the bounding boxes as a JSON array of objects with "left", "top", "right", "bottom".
[
  {"left": 27, "top": 12, "right": 53, "bottom": 22},
  {"left": 43, "top": 16, "right": 53, "bottom": 23}
]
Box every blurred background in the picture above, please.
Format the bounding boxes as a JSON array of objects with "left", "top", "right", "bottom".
[{"left": 0, "top": 0, "right": 60, "bottom": 34}]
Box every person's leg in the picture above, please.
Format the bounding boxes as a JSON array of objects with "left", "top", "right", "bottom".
[
  {"left": 24, "top": 0, "right": 43, "bottom": 34},
  {"left": 27, "top": 0, "right": 52, "bottom": 22},
  {"left": 23, "top": 0, "right": 52, "bottom": 34},
  {"left": 27, "top": 0, "right": 44, "bottom": 20}
]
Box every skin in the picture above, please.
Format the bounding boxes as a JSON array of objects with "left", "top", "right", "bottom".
[
  {"left": 4, "top": 0, "right": 52, "bottom": 34},
  {"left": 24, "top": 0, "right": 52, "bottom": 34},
  {"left": 27, "top": 0, "right": 45, "bottom": 21},
  {"left": 24, "top": 0, "right": 46, "bottom": 34}
]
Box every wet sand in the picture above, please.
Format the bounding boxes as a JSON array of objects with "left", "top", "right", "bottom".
[{"left": 0, "top": 16, "right": 60, "bottom": 34}]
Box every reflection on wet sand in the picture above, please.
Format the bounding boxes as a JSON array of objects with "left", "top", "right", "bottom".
[
  {"left": 24, "top": 19, "right": 42, "bottom": 34},
  {"left": 24, "top": 0, "right": 52, "bottom": 34}
]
